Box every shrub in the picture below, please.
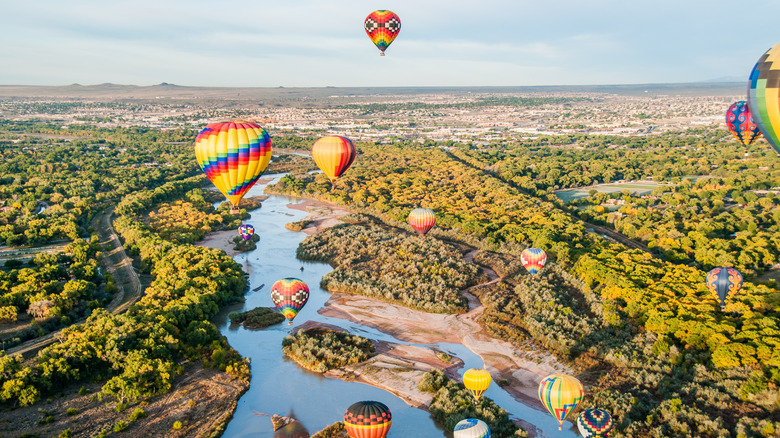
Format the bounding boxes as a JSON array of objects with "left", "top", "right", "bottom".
[
  {"left": 128, "top": 408, "right": 147, "bottom": 422},
  {"left": 113, "top": 421, "right": 128, "bottom": 432}
]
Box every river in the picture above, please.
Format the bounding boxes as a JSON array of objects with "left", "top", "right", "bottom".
[{"left": 215, "top": 174, "right": 579, "bottom": 438}]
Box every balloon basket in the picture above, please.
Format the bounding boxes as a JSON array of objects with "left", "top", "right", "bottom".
[
  {"left": 230, "top": 207, "right": 240, "bottom": 215},
  {"left": 288, "top": 321, "right": 294, "bottom": 326},
  {"left": 380, "top": 52, "right": 385, "bottom": 56}
]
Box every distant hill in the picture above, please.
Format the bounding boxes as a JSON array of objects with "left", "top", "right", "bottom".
[{"left": 0, "top": 82, "right": 746, "bottom": 101}]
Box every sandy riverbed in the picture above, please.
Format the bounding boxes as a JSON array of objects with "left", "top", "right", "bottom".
[{"left": 282, "top": 198, "right": 571, "bottom": 435}]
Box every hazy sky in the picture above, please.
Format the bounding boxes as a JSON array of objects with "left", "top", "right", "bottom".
[{"left": 3, "top": 0, "right": 780, "bottom": 87}]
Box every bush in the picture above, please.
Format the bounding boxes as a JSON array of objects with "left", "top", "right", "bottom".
[
  {"left": 66, "top": 407, "right": 78, "bottom": 416},
  {"left": 128, "top": 408, "right": 147, "bottom": 422},
  {"left": 58, "top": 429, "right": 71, "bottom": 438},
  {"left": 173, "top": 421, "right": 183, "bottom": 430},
  {"left": 113, "top": 421, "right": 128, "bottom": 432}
]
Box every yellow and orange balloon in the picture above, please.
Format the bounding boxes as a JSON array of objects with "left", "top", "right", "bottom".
[
  {"left": 463, "top": 368, "right": 492, "bottom": 404},
  {"left": 311, "top": 135, "right": 357, "bottom": 185},
  {"left": 538, "top": 374, "right": 584, "bottom": 430},
  {"left": 194, "top": 121, "right": 272, "bottom": 212}
]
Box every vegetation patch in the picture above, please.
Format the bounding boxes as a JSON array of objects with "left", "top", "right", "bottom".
[
  {"left": 420, "top": 370, "right": 527, "bottom": 438},
  {"left": 282, "top": 327, "right": 375, "bottom": 373},
  {"left": 285, "top": 219, "right": 312, "bottom": 231},
  {"left": 297, "top": 221, "right": 483, "bottom": 313},
  {"left": 228, "top": 307, "right": 285, "bottom": 329}
]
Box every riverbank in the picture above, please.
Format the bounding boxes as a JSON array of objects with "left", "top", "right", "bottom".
[
  {"left": 0, "top": 363, "right": 249, "bottom": 438},
  {"left": 286, "top": 199, "right": 351, "bottom": 235}
]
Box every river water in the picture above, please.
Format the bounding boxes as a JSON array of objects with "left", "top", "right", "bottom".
[{"left": 215, "top": 174, "right": 579, "bottom": 438}]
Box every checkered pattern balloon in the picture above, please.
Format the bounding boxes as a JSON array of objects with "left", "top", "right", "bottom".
[
  {"left": 725, "top": 101, "right": 761, "bottom": 146},
  {"left": 521, "top": 248, "right": 547, "bottom": 275},
  {"left": 748, "top": 41, "right": 780, "bottom": 155},
  {"left": 538, "top": 374, "right": 584, "bottom": 430},
  {"left": 270, "top": 278, "right": 310, "bottom": 324},
  {"left": 365, "top": 10, "right": 401, "bottom": 56},
  {"left": 577, "top": 408, "right": 613, "bottom": 437},
  {"left": 344, "top": 400, "right": 392, "bottom": 438},
  {"left": 194, "top": 121, "right": 272, "bottom": 208},
  {"left": 408, "top": 208, "right": 436, "bottom": 236}
]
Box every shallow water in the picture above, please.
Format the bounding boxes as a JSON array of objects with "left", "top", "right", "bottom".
[{"left": 216, "top": 174, "right": 578, "bottom": 438}]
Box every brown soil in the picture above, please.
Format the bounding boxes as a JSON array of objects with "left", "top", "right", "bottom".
[
  {"left": 0, "top": 363, "right": 248, "bottom": 438},
  {"left": 286, "top": 199, "right": 351, "bottom": 235}
]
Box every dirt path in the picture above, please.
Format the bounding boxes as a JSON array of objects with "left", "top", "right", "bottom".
[{"left": 6, "top": 207, "right": 143, "bottom": 357}]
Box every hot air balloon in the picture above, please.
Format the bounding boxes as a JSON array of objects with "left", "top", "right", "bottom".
[
  {"left": 705, "top": 267, "right": 743, "bottom": 310},
  {"left": 239, "top": 224, "right": 255, "bottom": 241},
  {"left": 311, "top": 136, "right": 357, "bottom": 188},
  {"left": 577, "top": 408, "right": 613, "bottom": 438},
  {"left": 726, "top": 101, "right": 761, "bottom": 146},
  {"left": 408, "top": 208, "right": 435, "bottom": 237},
  {"left": 538, "top": 374, "right": 584, "bottom": 431},
  {"left": 453, "top": 418, "right": 491, "bottom": 438},
  {"left": 270, "top": 278, "right": 310, "bottom": 325},
  {"left": 463, "top": 368, "right": 491, "bottom": 404},
  {"left": 364, "top": 10, "right": 401, "bottom": 56},
  {"left": 344, "top": 400, "right": 392, "bottom": 438},
  {"left": 748, "top": 42, "right": 780, "bottom": 155},
  {"left": 521, "top": 248, "right": 547, "bottom": 275},
  {"left": 195, "top": 121, "right": 272, "bottom": 214}
]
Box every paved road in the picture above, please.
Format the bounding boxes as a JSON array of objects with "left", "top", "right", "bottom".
[{"left": 6, "top": 208, "right": 143, "bottom": 358}]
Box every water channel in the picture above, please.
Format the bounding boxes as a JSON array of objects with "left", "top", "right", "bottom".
[{"left": 215, "top": 174, "right": 579, "bottom": 438}]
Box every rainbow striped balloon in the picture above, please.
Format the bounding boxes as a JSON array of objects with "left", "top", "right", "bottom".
[
  {"left": 577, "top": 408, "right": 613, "bottom": 437},
  {"left": 344, "top": 400, "right": 392, "bottom": 438},
  {"left": 270, "top": 278, "right": 310, "bottom": 325},
  {"left": 238, "top": 224, "right": 254, "bottom": 241},
  {"left": 408, "top": 208, "right": 436, "bottom": 236},
  {"left": 364, "top": 10, "right": 401, "bottom": 56},
  {"left": 748, "top": 42, "right": 780, "bottom": 155},
  {"left": 725, "top": 101, "right": 761, "bottom": 146},
  {"left": 311, "top": 136, "right": 356, "bottom": 183},
  {"left": 194, "top": 121, "right": 272, "bottom": 209},
  {"left": 453, "top": 418, "right": 491, "bottom": 438},
  {"left": 538, "top": 374, "right": 584, "bottom": 430},
  {"left": 521, "top": 248, "right": 547, "bottom": 275}
]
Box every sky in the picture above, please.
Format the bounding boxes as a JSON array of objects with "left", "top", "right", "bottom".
[{"left": 2, "top": 0, "right": 780, "bottom": 87}]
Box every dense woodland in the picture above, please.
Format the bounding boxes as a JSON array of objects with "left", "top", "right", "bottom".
[
  {"left": 268, "top": 132, "right": 780, "bottom": 437},
  {"left": 281, "top": 327, "right": 375, "bottom": 373},
  {"left": 295, "top": 216, "right": 484, "bottom": 313}
]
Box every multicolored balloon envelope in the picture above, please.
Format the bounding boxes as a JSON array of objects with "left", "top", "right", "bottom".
[
  {"left": 577, "top": 408, "right": 613, "bottom": 438},
  {"left": 194, "top": 121, "right": 272, "bottom": 212},
  {"left": 726, "top": 101, "right": 761, "bottom": 146},
  {"left": 521, "top": 248, "right": 547, "bottom": 275},
  {"left": 463, "top": 368, "right": 492, "bottom": 404},
  {"left": 538, "top": 374, "right": 584, "bottom": 430},
  {"left": 344, "top": 400, "right": 392, "bottom": 438},
  {"left": 408, "top": 208, "right": 436, "bottom": 236},
  {"left": 311, "top": 136, "right": 357, "bottom": 184},
  {"left": 705, "top": 267, "right": 743, "bottom": 310},
  {"left": 748, "top": 42, "right": 780, "bottom": 155},
  {"left": 238, "top": 224, "right": 255, "bottom": 241},
  {"left": 453, "top": 418, "right": 491, "bottom": 438},
  {"left": 270, "top": 278, "right": 310, "bottom": 325},
  {"left": 364, "top": 10, "right": 401, "bottom": 56}
]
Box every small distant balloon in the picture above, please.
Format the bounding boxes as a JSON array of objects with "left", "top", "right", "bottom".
[
  {"left": 725, "top": 101, "right": 761, "bottom": 146},
  {"left": 577, "top": 408, "right": 613, "bottom": 438},
  {"left": 270, "top": 278, "right": 310, "bottom": 325},
  {"left": 748, "top": 42, "right": 780, "bottom": 155},
  {"left": 705, "top": 267, "right": 743, "bottom": 310},
  {"left": 408, "top": 208, "right": 436, "bottom": 236},
  {"left": 521, "top": 248, "right": 547, "bottom": 275},
  {"left": 538, "top": 374, "right": 584, "bottom": 430},
  {"left": 239, "top": 224, "right": 255, "bottom": 241},
  {"left": 344, "top": 401, "right": 392, "bottom": 438},
  {"left": 453, "top": 418, "right": 491, "bottom": 438},
  {"left": 365, "top": 10, "right": 401, "bottom": 56},
  {"left": 311, "top": 135, "right": 357, "bottom": 185},
  {"left": 463, "top": 368, "right": 492, "bottom": 404}
]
